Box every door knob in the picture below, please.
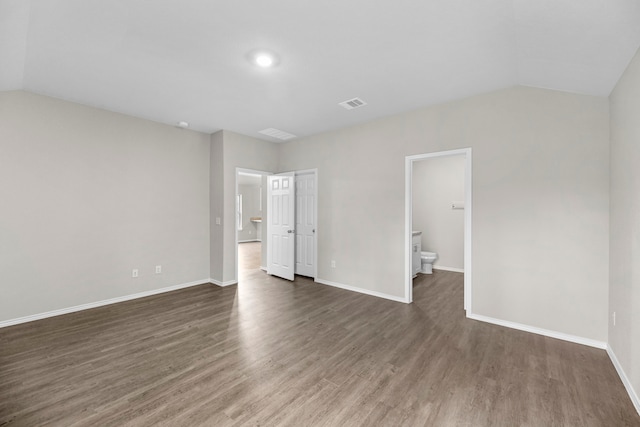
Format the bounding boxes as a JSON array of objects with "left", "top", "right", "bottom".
[{"left": 287, "top": 229, "right": 295, "bottom": 233}]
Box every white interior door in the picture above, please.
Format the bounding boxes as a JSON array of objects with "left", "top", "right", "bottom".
[
  {"left": 267, "top": 172, "right": 296, "bottom": 281},
  {"left": 295, "top": 172, "right": 316, "bottom": 278}
]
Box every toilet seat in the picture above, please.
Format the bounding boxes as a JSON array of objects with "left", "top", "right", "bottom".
[{"left": 421, "top": 251, "right": 437, "bottom": 260}]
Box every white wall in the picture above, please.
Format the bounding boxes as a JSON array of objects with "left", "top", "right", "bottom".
[
  {"left": 1, "top": 86, "right": 615, "bottom": 352},
  {"left": 261, "top": 174, "right": 269, "bottom": 268},
  {"left": 237, "top": 183, "right": 261, "bottom": 242},
  {"left": 0, "top": 91, "right": 211, "bottom": 323},
  {"left": 412, "top": 155, "right": 465, "bottom": 270},
  {"left": 609, "top": 46, "right": 640, "bottom": 409},
  {"left": 279, "top": 86, "right": 610, "bottom": 342},
  {"left": 209, "top": 131, "right": 224, "bottom": 283},
  {"left": 209, "top": 131, "right": 278, "bottom": 284}
]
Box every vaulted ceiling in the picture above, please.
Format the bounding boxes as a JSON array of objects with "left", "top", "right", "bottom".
[{"left": 2, "top": 0, "right": 639, "bottom": 140}]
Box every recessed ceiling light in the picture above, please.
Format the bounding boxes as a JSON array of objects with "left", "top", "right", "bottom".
[
  {"left": 255, "top": 54, "right": 274, "bottom": 68},
  {"left": 248, "top": 49, "right": 279, "bottom": 68},
  {"left": 177, "top": 121, "right": 189, "bottom": 128}
]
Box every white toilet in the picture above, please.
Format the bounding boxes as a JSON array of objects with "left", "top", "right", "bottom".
[{"left": 421, "top": 251, "right": 438, "bottom": 274}]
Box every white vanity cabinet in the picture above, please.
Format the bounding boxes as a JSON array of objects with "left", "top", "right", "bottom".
[{"left": 412, "top": 231, "right": 422, "bottom": 277}]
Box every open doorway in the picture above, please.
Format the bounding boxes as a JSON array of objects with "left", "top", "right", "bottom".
[
  {"left": 235, "top": 168, "right": 319, "bottom": 284},
  {"left": 236, "top": 169, "right": 270, "bottom": 281},
  {"left": 405, "top": 148, "right": 472, "bottom": 310}
]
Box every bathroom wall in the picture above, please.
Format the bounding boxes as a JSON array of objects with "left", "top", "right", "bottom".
[
  {"left": 609, "top": 45, "right": 640, "bottom": 411},
  {"left": 412, "top": 155, "right": 465, "bottom": 271},
  {"left": 238, "top": 183, "right": 261, "bottom": 242}
]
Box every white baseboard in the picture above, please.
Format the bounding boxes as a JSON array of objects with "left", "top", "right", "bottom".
[
  {"left": 238, "top": 239, "right": 260, "bottom": 243},
  {"left": 209, "top": 278, "right": 237, "bottom": 287},
  {"left": 466, "top": 312, "right": 607, "bottom": 349},
  {"left": 0, "top": 279, "right": 211, "bottom": 329},
  {"left": 314, "top": 278, "right": 408, "bottom": 303},
  {"left": 260, "top": 266, "right": 267, "bottom": 271},
  {"left": 433, "top": 266, "right": 464, "bottom": 273},
  {"left": 607, "top": 346, "right": 640, "bottom": 416}
]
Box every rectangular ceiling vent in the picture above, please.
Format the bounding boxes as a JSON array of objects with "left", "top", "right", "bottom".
[
  {"left": 258, "top": 128, "right": 296, "bottom": 141},
  {"left": 339, "top": 97, "right": 367, "bottom": 110}
]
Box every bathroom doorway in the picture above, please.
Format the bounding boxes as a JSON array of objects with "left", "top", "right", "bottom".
[
  {"left": 236, "top": 169, "right": 270, "bottom": 281},
  {"left": 405, "top": 148, "right": 472, "bottom": 310}
]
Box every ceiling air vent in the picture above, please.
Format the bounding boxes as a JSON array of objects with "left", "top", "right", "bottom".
[
  {"left": 338, "top": 97, "right": 367, "bottom": 110},
  {"left": 258, "top": 128, "right": 296, "bottom": 141}
]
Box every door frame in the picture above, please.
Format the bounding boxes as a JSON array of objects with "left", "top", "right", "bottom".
[
  {"left": 294, "top": 169, "right": 318, "bottom": 280},
  {"left": 236, "top": 167, "right": 271, "bottom": 282},
  {"left": 405, "top": 148, "right": 472, "bottom": 311},
  {"left": 237, "top": 168, "right": 319, "bottom": 282}
]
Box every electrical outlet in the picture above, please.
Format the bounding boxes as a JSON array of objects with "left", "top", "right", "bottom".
[
  {"left": 331, "top": 260, "right": 336, "bottom": 268},
  {"left": 155, "top": 265, "right": 162, "bottom": 274},
  {"left": 215, "top": 217, "right": 221, "bottom": 225},
  {"left": 132, "top": 269, "right": 139, "bottom": 278},
  {"left": 613, "top": 311, "right": 616, "bottom": 326}
]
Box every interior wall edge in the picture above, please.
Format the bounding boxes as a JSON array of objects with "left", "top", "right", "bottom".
[
  {"left": 210, "top": 278, "right": 237, "bottom": 287},
  {"left": 607, "top": 345, "right": 640, "bottom": 416},
  {"left": 466, "top": 313, "right": 607, "bottom": 350},
  {"left": 432, "top": 266, "right": 465, "bottom": 273},
  {"left": 314, "top": 278, "right": 408, "bottom": 304},
  {"left": 0, "top": 279, "right": 212, "bottom": 329}
]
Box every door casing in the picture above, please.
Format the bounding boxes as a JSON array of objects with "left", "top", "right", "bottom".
[{"left": 405, "top": 148, "right": 472, "bottom": 310}]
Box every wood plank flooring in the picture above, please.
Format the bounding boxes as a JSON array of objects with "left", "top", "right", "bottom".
[{"left": 1, "top": 244, "right": 638, "bottom": 426}]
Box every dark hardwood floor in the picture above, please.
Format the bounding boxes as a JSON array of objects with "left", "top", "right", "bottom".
[{"left": 1, "top": 244, "right": 638, "bottom": 426}]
